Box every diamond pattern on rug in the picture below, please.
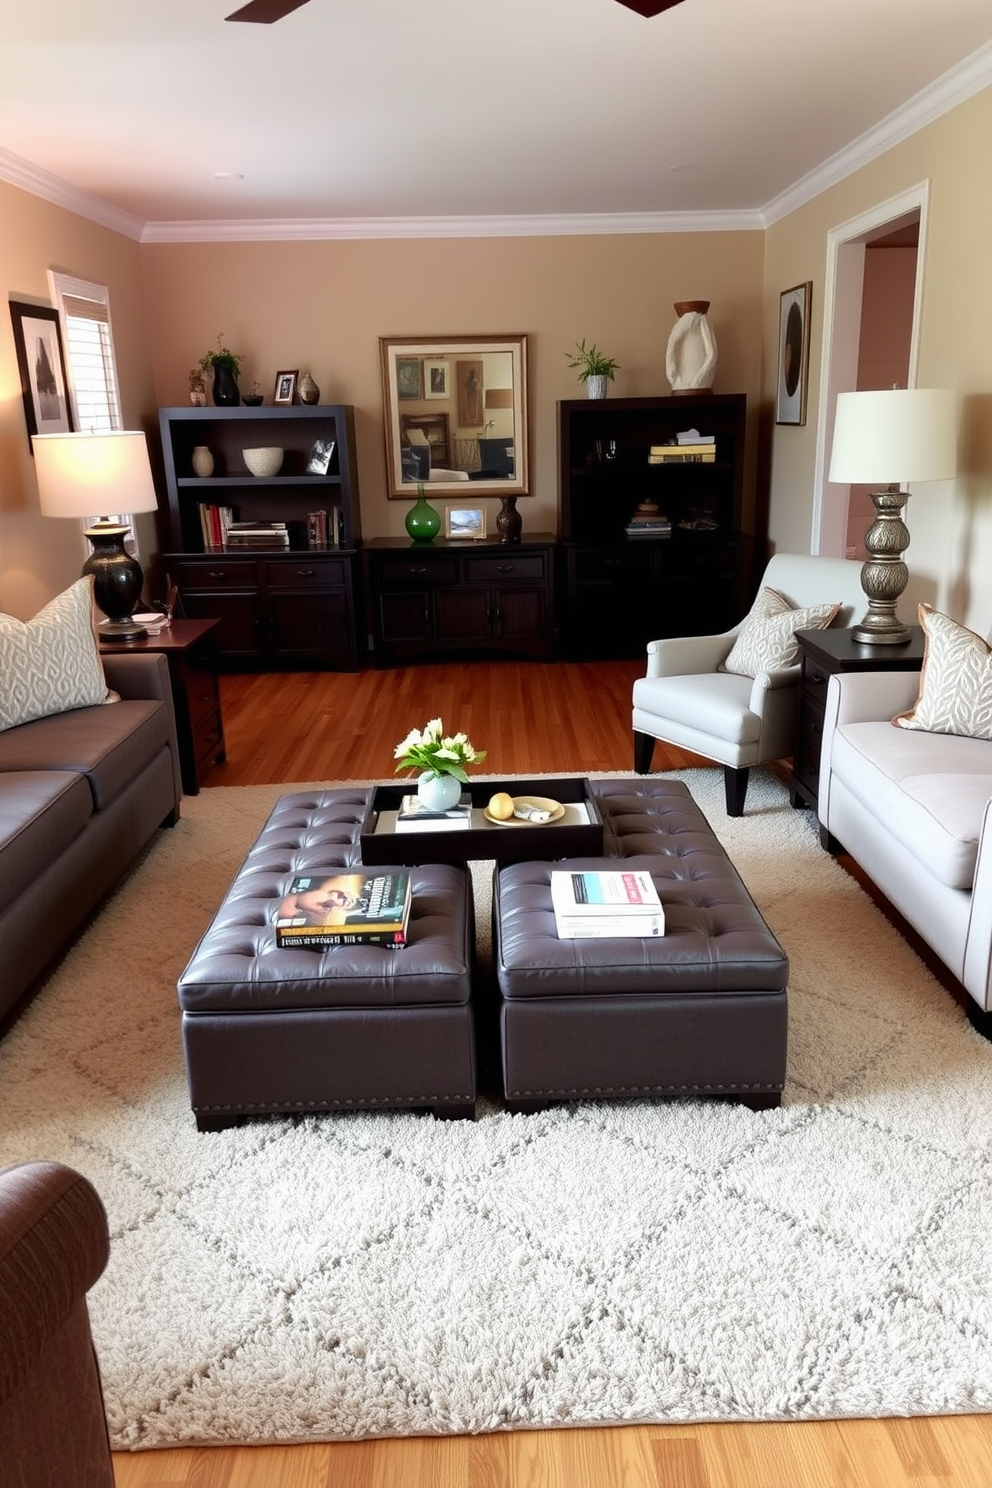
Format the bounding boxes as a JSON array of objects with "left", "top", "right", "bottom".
[{"left": 2, "top": 768, "right": 992, "bottom": 1448}]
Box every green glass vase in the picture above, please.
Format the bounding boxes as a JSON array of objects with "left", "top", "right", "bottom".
[{"left": 405, "top": 484, "right": 441, "bottom": 543}]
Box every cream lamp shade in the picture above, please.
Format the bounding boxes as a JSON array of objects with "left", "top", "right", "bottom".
[
  {"left": 828, "top": 387, "right": 957, "bottom": 645},
  {"left": 33, "top": 429, "right": 159, "bottom": 519},
  {"left": 829, "top": 388, "right": 957, "bottom": 486},
  {"left": 33, "top": 430, "right": 160, "bottom": 641}
]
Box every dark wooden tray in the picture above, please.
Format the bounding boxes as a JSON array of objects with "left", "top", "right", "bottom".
[{"left": 360, "top": 776, "right": 604, "bottom": 866}]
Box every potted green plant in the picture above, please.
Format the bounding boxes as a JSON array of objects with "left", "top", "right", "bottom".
[
  {"left": 565, "top": 338, "right": 620, "bottom": 399},
  {"left": 198, "top": 335, "right": 244, "bottom": 406}
]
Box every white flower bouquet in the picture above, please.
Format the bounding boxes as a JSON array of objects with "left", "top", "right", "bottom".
[{"left": 393, "top": 717, "right": 486, "bottom": 783}]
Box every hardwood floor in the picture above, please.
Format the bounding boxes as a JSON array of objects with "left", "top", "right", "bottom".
[{"left": 111, "top": 659, "right": 992, "bottom": 1488}]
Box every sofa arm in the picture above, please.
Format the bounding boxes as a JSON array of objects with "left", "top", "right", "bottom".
[
  {"left": 102, "top": 649, "right": 171, "bottom": 704},
  {"left": 818, "top": 671, "right": 923, "bottom": 832},
  {"left": 823, "top": 669, "right": 921, "bottom": 730},
  {"left": 0, "top": 1162, "right": 110, "bottom": 1404}
]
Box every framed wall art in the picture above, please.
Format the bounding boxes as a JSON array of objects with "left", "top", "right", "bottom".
[
  {"left": 273, "top": 369, "right": 298, "bottom": 405},
  {"left": 9, "top": 300, "right": 74, "bottom": 447},
  {"left": 776, "top": 282, "right": 812, "bottom": 426},
  {"left": 423, "top": 358, "right": 450, "bottom": 399},
  {"left": 396, "top": 357, "right": 423, "bottom": 399},
  {"left": 445, "top": 505, "right": 487, "bottom": 541}
]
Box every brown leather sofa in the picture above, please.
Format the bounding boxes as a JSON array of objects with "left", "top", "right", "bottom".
[
  {"left": 0, "top": 650, "right": 182, "bottom": 1027},
  {"left": 0, "top": 1161, "right": 114, "bottom": 1488}
]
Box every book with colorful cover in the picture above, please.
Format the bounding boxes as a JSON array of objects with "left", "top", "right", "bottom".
[
  {"left": 276, "top": 869, "right": 412, "bottom": 948},
  {"left": 550, "top": 868, "right": 665, "bottom": 939}
]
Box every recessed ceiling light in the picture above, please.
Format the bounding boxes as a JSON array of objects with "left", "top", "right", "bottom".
[{"left": 212, "top": 171, "right": 245, "bottom": 180}]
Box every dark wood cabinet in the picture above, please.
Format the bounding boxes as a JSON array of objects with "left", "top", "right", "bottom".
[
  {"left": 791, "top": 626, "right": 925, "bottom": 811},
  {"left": 363, "top": 535, "right": 555, "bottom": 664},
  {"left": 557, "top": 394, "right": 750, "bottom": 657},
  {"left": 158, "top": 404, "right": 363, "bottom": 670}
]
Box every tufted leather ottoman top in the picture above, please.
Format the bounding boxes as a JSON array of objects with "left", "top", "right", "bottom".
[
  {"left": 178, "top": 789, "right": 473, "bottom": 1014},
  {"left": 496, "top": 779, "right": 789, "bottom": 1000}
]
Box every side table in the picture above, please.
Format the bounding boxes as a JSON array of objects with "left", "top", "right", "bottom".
[
  {"left": 100, "top": 618, "right": 226, "bottom": 795},
  {"left": 791, "top": 625, "right": 925, "bottom": 811}
]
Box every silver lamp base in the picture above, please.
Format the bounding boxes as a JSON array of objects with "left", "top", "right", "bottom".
[{"left": 853, "top": 485, "right": 912, "bottom": 646}]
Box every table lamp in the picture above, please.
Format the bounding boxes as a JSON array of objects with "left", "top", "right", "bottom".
[
  {"left": 828, "top": 387, "right": 957, "bottom": 644},
  {"left": 33, "top": 430, "right": 159, "bottom": 641}
]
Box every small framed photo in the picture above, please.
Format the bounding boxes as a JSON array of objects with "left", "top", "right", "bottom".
[
  {"left": 273, "top": 369, "right": 299, "bottom": 405},
  {"left": 306, "top": 438, "right": 336, "bottom": 475},
  {"left": 423, "top": 358, "right": 450, "bottom": 399},
  {"left": 776, "top": 282, "right": 812, "bottom": 426},
  {"left": 445, "top": 505, "right": 487, "bottom": 541},
  {"left": 396, "top": 357, "right": 422, "bottom": 399},
  {"left": 9, "top": 300, "right": 74, "bottom": 447}
]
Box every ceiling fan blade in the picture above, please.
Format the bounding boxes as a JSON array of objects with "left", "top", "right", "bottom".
[
  {"left": 226, "top": 0, "right": 310, "bottom": 22},
  {"left": 614, "top": 0, "right": 686, "bottom": 14}
]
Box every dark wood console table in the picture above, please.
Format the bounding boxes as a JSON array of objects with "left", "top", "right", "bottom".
[{"left": 791, "top": 625, "right": 925, "bottom": 811}]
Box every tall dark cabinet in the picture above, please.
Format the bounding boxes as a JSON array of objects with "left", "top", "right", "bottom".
[
  {"left": 557, "top": 394, "right": 750, "bottom": 658},
  {"left": 159, "top": 405, "right": 363, "bottom": 670}
]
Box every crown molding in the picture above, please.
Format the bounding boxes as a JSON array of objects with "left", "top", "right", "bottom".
[
  {"left": 0, "top": 146, "right": 144, "bottom": 240},
  {"left": 139, "top": 208, "right": 764, "bottom": 244},
  {"left": 762, "top": 39, "right": 992, "bottom": 226}
]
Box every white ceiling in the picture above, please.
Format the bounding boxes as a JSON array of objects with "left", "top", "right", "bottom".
[{"left": 1, "top": 0, "right": 992, "bottom": 241}]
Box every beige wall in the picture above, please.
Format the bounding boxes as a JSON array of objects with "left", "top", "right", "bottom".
[
  {"left": 0, "top": 182, "right": 155, "bottom": 617},
  {"left": 763, "top": 87, "right": 992, "bottom": 635},
  {"left": 140, "top": 232, "right": 765, "bottom": 544}
]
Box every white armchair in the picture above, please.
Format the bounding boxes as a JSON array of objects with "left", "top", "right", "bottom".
[{"left": 632, "top": 552, "right": 867, "bottom": 815}]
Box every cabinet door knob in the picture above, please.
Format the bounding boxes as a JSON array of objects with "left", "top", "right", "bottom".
[
  {"left": 207, "top": 570, "right": 225, "bottom": 580},
  {"left": 295, "top": 568, "right": 315, "bottom": 577},
  {"left": 495, "top": 563, "right": 514, "bottom": 573}
]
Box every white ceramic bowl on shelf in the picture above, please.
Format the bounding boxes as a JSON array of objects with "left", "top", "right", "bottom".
[{"left": 242, "top": 446, "right": 284, "bottom": 477}]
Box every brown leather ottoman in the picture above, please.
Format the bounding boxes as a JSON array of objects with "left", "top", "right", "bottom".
[
  {"left": 177, "top": 789, "right": 476, "bottom": 1130},
  {"left": 493, "top": 779, "right": 789, "bottom": 1112}
]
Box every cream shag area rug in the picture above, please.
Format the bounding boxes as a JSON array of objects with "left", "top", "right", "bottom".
[{"left": 2, "top": 767, "right": 992, "bottom": 1450}]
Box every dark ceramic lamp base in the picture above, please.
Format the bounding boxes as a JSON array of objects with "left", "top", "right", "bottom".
[{"left": 83, "top": 523, "right": 147, "bottom": 640}]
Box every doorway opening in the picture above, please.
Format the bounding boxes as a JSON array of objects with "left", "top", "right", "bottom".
[{"left": 811, "top": 183, "right": 928, "bottom": 557}]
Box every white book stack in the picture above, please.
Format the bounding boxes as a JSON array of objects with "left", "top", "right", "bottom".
[{"left": 550, "top": 868, "right": 665, "bottom": 939}]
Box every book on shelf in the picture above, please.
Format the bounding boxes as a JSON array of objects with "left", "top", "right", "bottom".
[
  {"left": 675, "top": 429, "right": 715, "bottom": 445},
  {"left": 550, "top": 868, "right": 665, "bottom": 939},
  {"left": 276, "top": 869, "right": 412, "bottom": 948},
  {"left": 307, "top": 509, "right": 329, "bottom": 548},
  {"left": 225, "top": 519, "right": 290, "bottom": 549},
  {"left": 648, "top": 447, "right": 716, "bottom": 463},
  {"left": 198, "top": 503, "right": 233, "bottom": 549},
  {"left": 394, "top": 793, "right": 472, "bottom": 832}
]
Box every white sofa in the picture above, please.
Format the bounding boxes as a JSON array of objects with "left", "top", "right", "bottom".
[{"left": 818, "top": 669, "right": 992, "bottom": 1035}]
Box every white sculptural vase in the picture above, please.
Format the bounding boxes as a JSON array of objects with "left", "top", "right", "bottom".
[{"left": 665, "top": 300, "right": 718, "bottom": 394}]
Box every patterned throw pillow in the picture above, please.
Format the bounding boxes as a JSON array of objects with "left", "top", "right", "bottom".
[
  {"left": 894, "top": 605, "right": 992, "bottom": 739},
  {"left": 0, "top": 577, "right": 114, "bottom": 733},
  {"left": 722, "top": 587, "right": 840, "bottom": 678}
]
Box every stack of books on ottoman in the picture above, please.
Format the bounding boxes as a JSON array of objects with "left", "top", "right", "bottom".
[
  {"left": 551, "top": 869, "right": 665, "bottom": 939},
  {"left": 276, "top": 869, "right": 412, "bottom": 948}
]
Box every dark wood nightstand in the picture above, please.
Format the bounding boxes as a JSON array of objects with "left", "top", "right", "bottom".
[
  {"left": 791, "top": 626, "right": 925, "bottom": 811},
  {"left": 100, "top": 618, "right": 226, "bottom": 794}
]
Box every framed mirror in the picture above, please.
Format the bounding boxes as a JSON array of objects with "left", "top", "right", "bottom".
[{"left": 380, "top": 334, "right": 529, "bottom": 499}]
